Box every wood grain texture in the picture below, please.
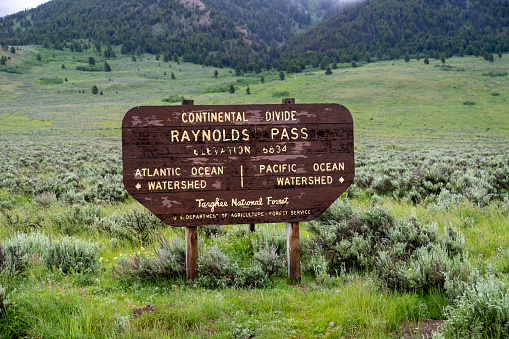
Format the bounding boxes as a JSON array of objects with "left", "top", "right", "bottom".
[
  {"left": 287, "top": 222, "right": 301, "bottom": 283},
  {"left": 122, "top": 103, "right": 354, "bottom": 227},
  {"left": 185, "top": 226, "right": 198, "bottom": 281}
]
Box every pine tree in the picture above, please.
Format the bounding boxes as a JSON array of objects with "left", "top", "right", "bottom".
[
  {"left": 36, "top": 53, "right": 41, "bottom": 61},
  {"left": 261, "top": 76, "right": 265, "bottom": 83},
  {"left": 246, "top": 87, "right": 250, "bottom": 95},
  {"left": 404, "top": 52, "right": 410, "bottom": 62},
  {"left": 104, "top": 61, "right": 111, "bottom": 72},
  {"left": 424, "top": 57, "right": 429, "bottom": 64},
  {"left": 229, "top": 84, "right": 235, "bottom": 93},
  {"left": 171, "top": 72, "right": 175, "bottom": 79},
  {"left": 88, "top": 57, "right": 95, "bottom": 65},
  {"left": 92, "top": 85, "right": 98, "bottom": 94},
  {"left": 214, "top": 70, "right": 218, "bottom": 78},
  {"left": 325, "top": 66, "right": 332, "bottom": 75},
  {"left": 279, "top": 70, "right": 285, "bottom": 80}
]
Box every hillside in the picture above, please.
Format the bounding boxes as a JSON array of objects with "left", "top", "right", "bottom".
[
  {"left": 0, "top": 0, "right": 507, "bottom": 71},
  {"left": 0, "top": 0, "right": 270, "bottom": 68},
  {"left": 280, "top": 0, "right": 509, "bottom": 67},
  {"left": 1, "top": 43, "right": 509, "bottom": 337}
]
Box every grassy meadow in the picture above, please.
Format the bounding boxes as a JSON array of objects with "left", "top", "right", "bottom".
[{"left": 0, "top": 46, "right": 508, "bottom": 338}]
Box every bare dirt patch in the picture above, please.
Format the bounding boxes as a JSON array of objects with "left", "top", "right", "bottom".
[{"left": 399, "top": 319, "right": 443, "bottom": 338}]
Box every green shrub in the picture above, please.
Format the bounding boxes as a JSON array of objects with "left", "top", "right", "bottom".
[
  {"left": 51, "top": 204, "right": 103, "bottom": 235},
  {"left": 43, "top": 236, "right": 99, "bottom": 274},
  {"left": 196, "top": 246, "right": 268, "bottom": 288},
  {"left": 39, "top": 78, "right": 63, "bottom": 85},
  {"left": 438, "top": 275, "right": 509, "bottom": 338},
  {"left": 94, "top": 209, "right": 164, "bottom": 245},
  {"left": 462, "top": 100, "right": 476, "bottom": 105},
  {"left": 0, "top": 243, "right": 30, "bottom": 278},
  {"left": 3, "top": 232, "right": 50, "bottom": 261},
  {"left": 483, "top": 71, "right": 508, "bottom": 77},
  {"left": 253, "top": 242, "right": 285, "bottom": 281},
  {"left": 115, "top": 236, "right": 185, "bottom": 281},
  {"left": 271, "top": 91, "right": 290, "bottom": 98},
  {"left": 199, "top": 224, "right": 226, "bottom": 238},
  {"left": 162, "top": 94, "right": 185, "bottom": 103},
  {"left": 309, "top": 201, "right": 467, "bottom": 292},
  {"left": 76, "top": 65, "right": 103, "bottom": 72},
  {"left": 214, "top": 226, "right": 254, "bottom": 266}
]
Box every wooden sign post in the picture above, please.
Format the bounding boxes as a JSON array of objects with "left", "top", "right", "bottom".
[{"left": 122, "top": 100, "right": 354, "bottom": 282}]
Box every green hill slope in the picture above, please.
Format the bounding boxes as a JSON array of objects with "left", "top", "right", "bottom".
[
  {"left": 279, "top": 0, "right": 509, "bottom": 67},
  {"left": 0, "top": 0, "right": 270, "bottom": 68}
]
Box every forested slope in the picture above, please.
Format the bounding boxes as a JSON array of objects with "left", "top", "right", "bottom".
[
  {"left": 279, "top": 0, "right": 509, "bottom": 68},
  {"left": 0, "top": 0, "right": 507, "bottom": 70}
]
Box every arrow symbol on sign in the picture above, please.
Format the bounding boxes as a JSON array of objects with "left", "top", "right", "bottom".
[
  {"left": 339, "top": 177, "right": 345, "bottom": 183},
  {"left": 135, "top": 183, "right": 142, "bottom": 190}
]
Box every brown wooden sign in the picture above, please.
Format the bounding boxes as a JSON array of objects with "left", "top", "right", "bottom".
[{"left": 122, "top": 103, "right": 354, "bottom": 227}]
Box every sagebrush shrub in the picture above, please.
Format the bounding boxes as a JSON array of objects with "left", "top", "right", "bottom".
[
  {"left": 197, "top": 246, "right": 268, "bottom": 288},
  {"left": 51, "top": 204, "right": 102, "bottom": 235},
  {"left": 438, "top": 275, "right": 509, "bottom": 338},
  {"left": 43, "top": 236, "right": 99, "bottom": 274},
  {"left": 253, "top": 242, "right": 285, "bottom": 281},
  {"left": 3, "top": 232, "right": 50, "bottom": 260},
  {"left": 115, "top": 236, "right": 185, "bottom": 281},
  {"left": 0, "top": 244, "right": 30, "bottom": 278},
  {"left": 309, "top": 200, "right": 467, "bottom": 292},
  {"left": 94, "top": 209, "right": 164, "bottom": 245}
]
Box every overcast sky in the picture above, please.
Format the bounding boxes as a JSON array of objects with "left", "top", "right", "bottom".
[{"left": 0, "top": 0, "right": 51, "bottom": 18}]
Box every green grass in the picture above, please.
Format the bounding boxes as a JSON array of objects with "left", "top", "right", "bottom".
[
  {"left": 0, "top": 46, "right": 507, "bottom": 143},
  {"left": 0, "top": 46, "right": 508, "bottom": 338},
  {"left": 7, "top": 261, "right": 449, "bottom": 338}
]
